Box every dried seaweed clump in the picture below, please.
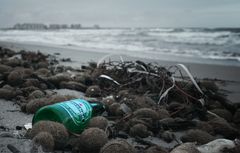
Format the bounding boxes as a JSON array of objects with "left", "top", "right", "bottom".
[
  {"left": 79, "top": 127, "right": 108, "bottom": 152},
  {"left": 30, "top": 121, "right": 69, "bottom": 149},
  {"left": 100, "top": 139, "right": 135, "bottom": 153}
]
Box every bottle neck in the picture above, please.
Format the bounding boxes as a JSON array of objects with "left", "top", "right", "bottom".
[{"left": 90, "top": 102, "right": 105, "bottom": 116}]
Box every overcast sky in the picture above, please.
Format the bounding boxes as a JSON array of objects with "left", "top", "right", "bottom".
[{"left": 0, "top": 0, "right": 240, "bottom": 28}]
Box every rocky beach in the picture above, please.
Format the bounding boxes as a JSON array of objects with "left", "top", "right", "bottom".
[{"left": 0, "top": 42, "right": 240, "bottom": 153}]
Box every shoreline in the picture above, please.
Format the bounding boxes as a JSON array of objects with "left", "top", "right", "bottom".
[
  {"left": 0, "top": 41, "right": 240, "bottom": 152},
  {"left": 0, "top": 41, "right": 240, "bottom": 103},
  {"left": 1, "top": 40, "right": 240, "bottom": 81}
]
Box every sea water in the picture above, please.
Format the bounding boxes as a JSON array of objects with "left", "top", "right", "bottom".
[{"left": 0, "top": 27, "right": 240, "bottom": 66}]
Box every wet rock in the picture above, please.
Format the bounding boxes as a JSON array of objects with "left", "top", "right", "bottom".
[
  {"left": 170, "top": 142, "right": 200, "bottom": 153},
  {"left": 59, "top": 81, "right": 87, "bottom": 92},
  {"left": 32, "top": 132, "right": 54, "bottom": 152},
  {"left": 133, "top": 108, "right": 159, "bottom": 120},
  {"left": 129, "top": 123, "right": 151, "bottom": 138},
  {"left": 30, "top": 121, "right": 69, "bottom": 149},
  {"left": 160, "top": 131, "right": 175, "bottom": 143},
  {"left": 88, "top": 116, "right": 108, "bottom": 130},
  {"left": 85, "top": 85, "right": 101, "bottom": 97},
  {"left": 145, "top": 146, "right": 168, "bottom": 153},
  {"left": 79, "top": 127, "right": 108, "bottom": 153},
  {"left": 100, "top": 139, "right": 135, "bottom": 153},
  {"left": 181, "top": 129, "right": 215, "bottom": 145},
  {"left": 210, "top": 108, "right": 232, "bottom": 122},
  {"left": 208, "top": 117, "right": 239, "bottom": 139}
]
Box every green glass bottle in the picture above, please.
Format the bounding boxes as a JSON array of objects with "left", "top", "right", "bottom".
[{"left": 32, "top": 99, "right": 105, "bottom": 134}]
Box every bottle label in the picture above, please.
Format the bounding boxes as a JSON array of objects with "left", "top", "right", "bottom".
[{"left": 58, "top": 99, "right": 92, "bottom": 125}]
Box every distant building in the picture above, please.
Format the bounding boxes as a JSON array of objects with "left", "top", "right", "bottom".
[
  {"left": 93, "top": 24, "right": 100, "bottom": 29},
  {"left": 60, "top": 24, "right": 68, "bottom": 29},
  {"left": 13, "top": 23, "right": 47, "bottom": 30},
  {"left": 12, "top": 23, "right": 100, "bottom": 30},
  {"left": 49, "top": 24, "right": 61, "bottom": 29},
  {"left": 70, "top": 24, "right": 82, "bottom": 29}
]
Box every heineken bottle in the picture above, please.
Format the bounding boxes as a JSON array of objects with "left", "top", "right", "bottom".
[{"left": 32, "top": 99, "right": 105, "bottom": 133}]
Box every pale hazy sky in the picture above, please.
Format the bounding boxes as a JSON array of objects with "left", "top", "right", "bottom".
[{"left": 0, "top": 0, "right": 240, "bottom": 28}]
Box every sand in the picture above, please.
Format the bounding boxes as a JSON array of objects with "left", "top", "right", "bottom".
[
  {"left": 1, "top": 41, "right": 239, "bottom": 103},
  {"left": 0, "top": 41, "right": 240, "bottom": 152}
]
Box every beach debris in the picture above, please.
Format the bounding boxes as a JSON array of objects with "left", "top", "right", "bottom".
[
  {"left": 100, "top": 139, "right": 135, "bottom": 153},
  {"left": 180, "top": 129, "right": 215, "bottom": 145},
  {"left": 133, "top": 108, "right": 159, "bottom": 120},
  {"left": 85, "top": 85, "right": 102, "bottom": 97},
  {"left": 30, "top": 121, "right": 69, "bottom": 149},
  {"left": 159, "top": 130, "right": 176, "bottom": 143},
  {"left": 208, "top": 117, "right": 239, "bottom": 139},
  {"left": 210, "top": 108, "right": 233, "bottom": 122},
  {"left": 129, "top": 123, "right": 151, "bottom": 138},
  {"left": 108, "top": 103, "right": 124, "bottom": 116},
  {"left": 78, "top": 127, "right": 108, "bottom": 152},
  {"left": 197, "top": 139, "right": 238, "bottom": 153},
  {"left": 145, "top": 146, "right": 168, "bottom": 153},
  {"left": 88, "top": 116, "right": 109, "bottom": 130},
  {"left": 32, "top": 132, "right": 55, "bottom": 152},
  {"left": 7, "top": 144, "right": 21, "bottom": 153},
  {"left": 24, "top": 123, "right": 32, "bottom": 130},
  {"left": 59, "top": 81, "right": 87, "bottom": 92},
  {"left": 233, "top": 108, "right": 240, "bottom": 124},
  {"left": 28, "top": 90, "right": 45, "bottom": 100},
  {"left": 99, "top": 74, "right": 121, "bottom": 86},
  {"left": 1, "top": 47, "right": 240, "bottom": 153}
]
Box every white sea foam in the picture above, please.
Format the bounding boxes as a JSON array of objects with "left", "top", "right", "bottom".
[{"left": 0, "top": 28, "right": 240, "bottom": 64}]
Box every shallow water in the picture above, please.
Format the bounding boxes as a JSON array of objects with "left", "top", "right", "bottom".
[{"left": 1, "top": 28, "right": 240, "bottom": 66}]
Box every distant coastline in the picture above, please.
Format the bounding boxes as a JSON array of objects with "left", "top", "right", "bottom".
[{"left": 1, "top": 23, "right": 100, "bottom": 30}]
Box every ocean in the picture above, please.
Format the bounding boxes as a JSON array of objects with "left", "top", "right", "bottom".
[{"left": 0, "top": 27, "right": 240, "bottom": 66}]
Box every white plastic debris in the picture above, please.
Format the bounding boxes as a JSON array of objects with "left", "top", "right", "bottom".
[
  {"left": 24, "top": 123, "right": 32, "bottom": 130},
  {"left": 99, "top": 74, "right": 120, "bottom": 85}
]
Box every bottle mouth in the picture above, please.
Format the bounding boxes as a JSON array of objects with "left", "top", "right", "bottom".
[{"left": 91, "top": 102, "right": 106, "bottom": 116}]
